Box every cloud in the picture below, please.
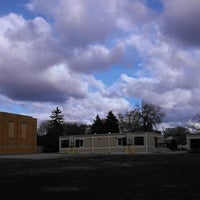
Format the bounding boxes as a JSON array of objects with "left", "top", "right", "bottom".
[
  {"left": 27, "top": 0, "right": 116, "bottom": 46},
  {"left": 0, "top": 63, "right": 89, "bottom": 102},
  {"left": 68, "top": 44, "right": 124, "bottom": 73},
  {"left": 0, "top": 13, "right": 60, "bottom": 72},
  {"left": 112, "top": 72, "right": 196, "bottom": 125},
  {"left": 108, "top": 23, "right": 200, "bottom": 126},
  {"left": 62, "top": 92, "right": 130, "bottom": 123},
  {"left": 161, "top": 0, "right": 200, "bottom": 47},
  {"left": 0, "top": 13, "right": 90, "bottom": 102},
  {"left": 0, "top": 13, "right": 116, "bottom": 102},
  {"left": 0, "top": 13, "right": 91, "bottom": 102},
  {"left": 0, "top": 0, "right": 154, "bottom": 104},
  {"left": 26, "top": 0, "right": 156, "bottom": 43},
  {"left": 1, "top": 0, "right": 200, "bottom": 128}
]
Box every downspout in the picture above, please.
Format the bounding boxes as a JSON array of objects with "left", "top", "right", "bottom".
[
  {"left": 108, "top": 133, "right": 111, "bottom": 153},
  {"left": 92, "top": 136, "right": 94, "bottom": 153},
  {"left": 145, "top": 133, "right": 148, "bottom": 153}
]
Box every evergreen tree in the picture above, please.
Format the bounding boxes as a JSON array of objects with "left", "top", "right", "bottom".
[
  {"left": 49, "top": 107, "right": 64, "bottom": 127},
  {"left": 63, "top": 122, "right": 87, "bottom": 135},
  {"left": 91, "top": 115, "right": 104, "bottom": 134},
  {"left": 44, "top": 107, "right": 64, "bottom": 152},
  {"left": 105, "top": 111, "right": 119, "bottom": 133}
]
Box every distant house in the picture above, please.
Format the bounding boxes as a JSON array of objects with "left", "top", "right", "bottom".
[
  {"left": 187, "top": 133, "right": 200, "bottom": 152},
  {"left": 0, "top": 111, "right": 37, "bottom": 154},
  {"left": 59, "top": 132, "right": 163, "bottom": 154},
  {"left": 164, "top": 136, "right": 174, "bottom": 143},
  {"left": 164, "top": 136, "right": 176, "bottom": 148}
]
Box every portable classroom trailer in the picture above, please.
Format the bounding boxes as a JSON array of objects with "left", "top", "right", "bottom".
[{"left": 59, "top": 132, "right": 163, "bottom": 154}]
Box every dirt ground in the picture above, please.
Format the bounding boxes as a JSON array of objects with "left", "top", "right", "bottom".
[{"left": 0, "top": 153, "right": 200, "bottom": 200}]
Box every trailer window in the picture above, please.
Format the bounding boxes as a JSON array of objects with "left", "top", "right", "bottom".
[
  {"left": 118, "top": 137, "right": 127, "bottom": 146},
  {"left": 61, "top": 139, "right": 69, "bottom": 148},
  {"left": 76, "top": 139, "right": 83, "bottom": 147},
  {"left": 134, "top": 137, "right": 144, "bottom": 145},
  {"left": 191, "top": 139, "right": 200, "bottom": 150}
]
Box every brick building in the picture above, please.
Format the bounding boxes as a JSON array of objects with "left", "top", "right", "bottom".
[{"left": 0, "top": 111, "right": 37, "bottom": 154}]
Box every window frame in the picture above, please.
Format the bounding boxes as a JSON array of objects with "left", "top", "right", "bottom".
[
  {"left": 75, "top": 139, "right": 84, "bottom": 148},
  {"left": 61, "top": 139, "right": 69, "bottom": 148},
  {"left": 117, "top": 137, "right": 127, "bottom": 146},
  {"left": 8, "top": 122, "right": 15, "bottom": 139},
  {"left": 134, "top": 136, "right": 144, "bottom": 146},
  {"left": 21, "top": 123, "right": 28, "bottom": 139}
]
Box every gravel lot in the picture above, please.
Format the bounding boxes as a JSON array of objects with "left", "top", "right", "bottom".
[{"left": 0, "top": 153, "right": 200, "bottom": 200}]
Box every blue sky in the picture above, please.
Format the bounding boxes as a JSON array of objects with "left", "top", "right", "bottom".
[
  {"left": 0, "top": 0, "right": 200, "bottom": 130},
  {"left": 0, "top": 0, "right": 31, "bottom": 17}
]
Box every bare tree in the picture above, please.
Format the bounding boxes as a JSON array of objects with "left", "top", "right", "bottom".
[
  {"left": 119, "top": 101, "right": 165, "bottom": 133},
  {"left": 140, "top": 101, "right": 165, "bottom": 132},
  {"left": 37, "top": 120, "right": 50, "bottom": 135},
  {"left": 118, "top": 109, "right": 141, "bottom": 133}
]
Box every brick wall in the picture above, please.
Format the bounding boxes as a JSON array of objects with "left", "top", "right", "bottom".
[{"left": 0, "top": 112, "right": 37, "bottom": 154}]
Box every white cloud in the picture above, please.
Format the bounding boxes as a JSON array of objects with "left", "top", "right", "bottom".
[
  {"left": 68, "top": 44, "right": 124, "bottom": 72},
  {"left": 1, "top": 0, "right": 200, "bottom": 128},
  {"left": 62, "top": 92, "right": 130, "bottom": 123},
  {"left": 43, "top": 64, "right": 89, "bottom": 98},
  {"left": 161, "top": 0, "right": 200, "bottom": 46}
]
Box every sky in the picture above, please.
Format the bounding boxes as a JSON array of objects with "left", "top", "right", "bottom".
[{"left": 0, "top": 0, "right": 200, "bottom": 130}]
